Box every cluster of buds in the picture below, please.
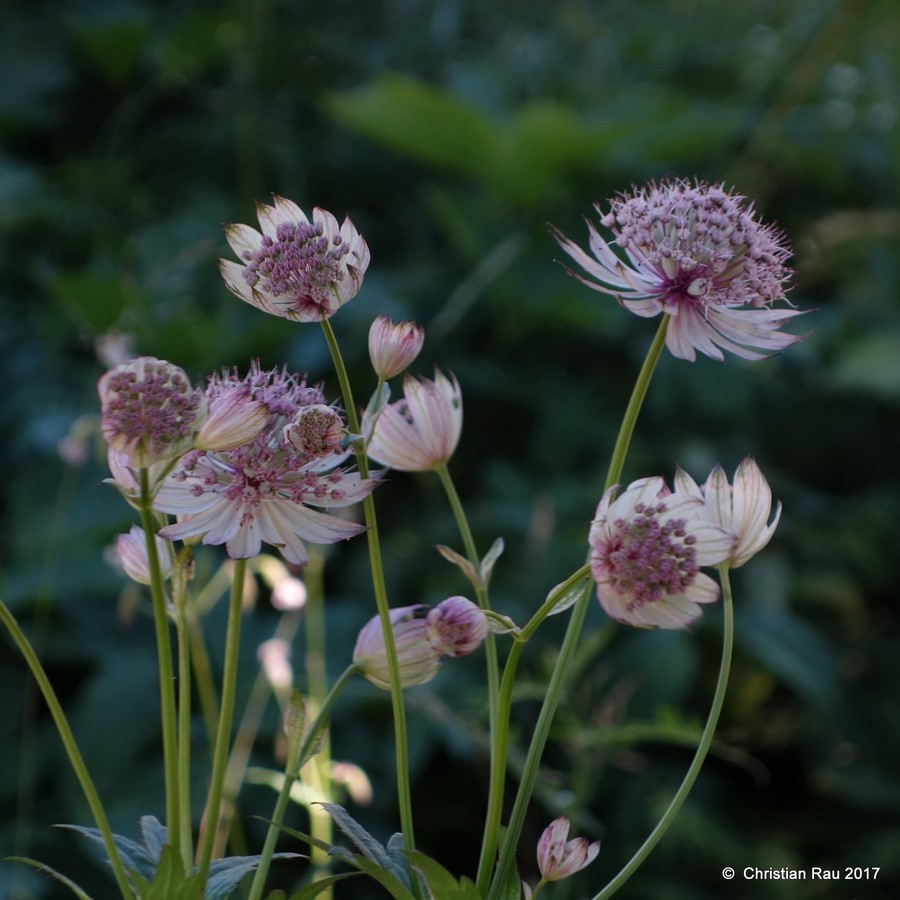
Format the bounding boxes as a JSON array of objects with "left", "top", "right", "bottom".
[{"left": 352, "top": 596, "right": 488, "bottom": 690}]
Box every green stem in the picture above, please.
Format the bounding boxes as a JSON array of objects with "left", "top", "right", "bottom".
[
  {"left": 197, "top": 558, "right": 247, "bottom": 884},
  {"left": 320, "top": 319, "right": 418, "bottom": 871},
  {"left": 246, "top": 664, "right": 359, "bottom": 900},
  {"left": 487, "top": 317, "right": 669, "bottom": 899},
  {"left": 0, "top": 600, "right": 134, "bottom": 900},
  {"left": 138, "top": 469, "right": 182, "bottom": 863},
  {"left": 591, "top": 566, "right": 735, "bottom": 899},
  {"left": 175, "top": 611, "right": 194, "bottom": 869}
]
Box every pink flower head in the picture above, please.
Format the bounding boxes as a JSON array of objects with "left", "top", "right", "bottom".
[
  {"left": 98, "top": 357, "right": 206, "bottom": 467},
  {"left": 674, "top": 457, "right": 782, "bottom": 568},
  {"left": 553, "top": 178, "right": 806, "bottom": 361},
  {"left": 368, "top": 315, "right": 425, "bottom": 380},
  {"left": 589, "top": 476, "right": 734, "bottom": 629},
  {"left": 353, "top": 605, "right": 442, "bottom": 690},
  {"left": 426, "top": 596, "right": 488, "bottom": 657},
  {"left": 219, "top": 196, "right": 370, "bottom": 322},
  {"left": 154, "top": 363, "right": 379, "bottom": 565},
  {"left": 536, "top": 816, "right": 600, "bottom": 883},
  {"left": 367, "top": 369, "right": 462, "bottom": 471}
]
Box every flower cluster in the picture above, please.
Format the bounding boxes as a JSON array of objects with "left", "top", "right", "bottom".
[
  {"left": 152, "top": 363, "right": 379, "bottom": 565},
  {"left": 589, "top": 459, "right": 780, "bottom": 629},
  {"left": 353, "top": 596, "right": 488, "bottom": 689},
  {"left": 553, "top": 178, "right": 804, "bottom": 361}
]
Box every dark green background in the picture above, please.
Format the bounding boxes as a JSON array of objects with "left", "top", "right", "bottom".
[{"left": 2, "top": 0, "right": 899, "bottom": 897}]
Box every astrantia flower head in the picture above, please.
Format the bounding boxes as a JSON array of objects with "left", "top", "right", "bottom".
[
  {"left": 367, "top": 369, "right": 462, "bottom": 471},
  {"left": 553, "top": 178, "right": 806, "bottom": 361},
  {"left": 368, "top": 315, "right": 425, "bottom": 380},
  {"left": 536, "top": 816, "right": 601, "bottom": 883},
  {"left": 674, "top": 457, "right": 782, "bottom": 568},
  {"left": 283, "top": 404, "right": 345, "bottom": 459},
  {"left": 98, "top": 357, "right": 206, "bottom": 466},
  {"left": 589, "top": 476, "right": 734, "bottom": 629},
  {"left": 426, "top": 596, "right": 488, "bottom": 658},
  {"left": 154, "top": 362, "right": 379, "bottom": 565},
  {"left": 353, "top": 605, "right": 443, "bottom": 690},
  {"left": 219, "top": 196, "right": 370, "bottom": 322}
]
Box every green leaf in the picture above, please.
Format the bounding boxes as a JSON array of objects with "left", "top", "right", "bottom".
[
  {"left": 133, "top": 845, "right": 204, "bottom": 900},
  {"left": 139, "top": 815, "right": 168, "bottom": 866},
  {"left": 285, "top": 872, "right": 360, "bottom": 899},
  {"left": 58, "top": 823, "right": 156, "bottom": 881},
  {"left": 5, "top": 857, "right": 95, "bottom": 900},
  {"left": 206, "top": 854, "right": 301, "bottom": 900},
  {"left": 403, "top": 850, "right": 482, "bottom": 899},
  {"left": 544, "top": 575, "right": 591, "bottom": 617},
  {"left": 318, "top": 804, "right": 411, "bottom": 891}
]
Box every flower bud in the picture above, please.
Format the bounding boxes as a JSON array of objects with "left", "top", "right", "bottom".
[
  {"left": 536, "top": 816, "right": 600, "bottom": 883},
  {"left": 353, "top": 605, "right": 442, "bottom": 690},
  {"left": 115, "top": 525, "right": 173, "bottom": 584},
  {"left": 284, "top": 404, "right": 345, "bottom": 458},
  {"left": 426, "top": 596, "right": 488, "bottom": 657},
  {"left": 196, "top": 386, "right": 268, "bottom": 451},
  {"left": 368, "top": 315, "right": 425, "bottom": 380}
]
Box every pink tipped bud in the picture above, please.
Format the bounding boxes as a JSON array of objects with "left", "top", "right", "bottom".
[
  {"left": 115, "top": 525, "right": 173, "bottom": 584},
  {"left": 284, "top": 404, "right": 345, "bottom": 458},
  {"left": 353, "top": 605, "right": 442, "bottom": 690},
  {"left": 426, "top": 596, "right": 488, "bottom": 657},
  {"left": 537, "top": 816, "right": 600, "bottom": 882},
  {"left": 368, "top": 315, "right": 425, "bottom": 380},
  {"left": 197, "top": 386, "right": 268, "bottom": 451}
]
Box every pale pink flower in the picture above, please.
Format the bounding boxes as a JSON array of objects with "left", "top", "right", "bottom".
[
  {"left": 674, "top": 457, "right": 781, "bottom": 568},
  {"left": 219, "top": 196, "right": 370, "bottom": 322},
  {"left": 589, "top": 477, "right": 734, "bottom": 629},
  {"left": 368, "top": 315, "right": 425, "bottom": 380},
  {"left": 426, "top": 596, "right": 488, "bottom": 657},
  {"left": 353, "top": 605, "right": 442, "bottom": 690},
  {"left": 196, "top": 386, "right": 269, "bottom": 451},
  {"left": 98, "top": 357, "right": 206, "bottom": 467},
  {"left": 367, "top": 370, "right": 462, "bottom": 471},
  {"left": 154, "top": 363, "right": 379, "bottom": 565},
  {"left": 553, "top": 179, "right": 805, "bottom": 361},
  {"left": 536, "top": 816, "right": 600, "bottom": 883},
  {"left": 115, "top": 525, "right": 173, "bottom": 584}
]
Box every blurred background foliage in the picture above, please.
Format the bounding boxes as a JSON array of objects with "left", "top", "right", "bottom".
[{"left": 1, "top": 0, "right": 899, "bottom": 897}]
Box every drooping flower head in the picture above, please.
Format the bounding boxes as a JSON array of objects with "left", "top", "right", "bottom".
[
  {"left": 553, "top": 178, "right": 805, "bottom": 361},
  {"left": 154, "top": 362, "right": 378, "bottom": 565},
  {"left": 536, "top": 816, "right": 601, "bottom": 883},
  {"left": 98, "top": 357, "right": 206, "bottom": 467},
  {"left": 368, "top": 315, "right": 425, "bottom": 380},
  {"left": 426, "top": 596, "right": 488, "bottom": 658},
  {"left": 589, "top": 476, "right": 734, "bottom": 629},
  {"left": 114, "top": 525, "right": 173, "bottom": 585},
  {"left": 353, "top": 605, "right": 443, "bottom": 690},
  {"left": 219, "top": 196, "right": 370, "bottom": 322},
  {"left": 367, "top": 369, "right": 462, "bottom": 471},
  {"left": 674, "top": 457, "right": 781, "bottom": 568}
]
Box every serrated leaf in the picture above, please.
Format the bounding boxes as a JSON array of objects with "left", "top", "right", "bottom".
[
  {"left": 479, "top": 537, "right": 504, "bottom": 587},
  {"left": 544, "top": 576, "right": 591, "bottom": 617},
  {"left": 58, "top": 823, "right": 156, "bottom": 881},
  {"left": 206, "top": 854, "right": 300, "bottom": 900},
  {"left": 5, "top": 857, "right": 95, "bottom": 900},
  {"left": 317, "top": 803, "right": 411, "bottom": 891},
  {"left": 134, "top": 845, "right": 204, "bottom": 900},
  {"left": 139, "top": 815, "right": 168, "bottom": 866},
  {"left": 336, "top": 853, "right": 416, "bottom": 900},
  {"left": 436, "top": 544, "right": 479, "bottom": 590}
]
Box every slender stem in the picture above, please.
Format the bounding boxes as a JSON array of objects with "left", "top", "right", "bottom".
[
  {"left": 435, "top": 464, "right": 503, "bottom": 888},
  {"left": 604, "top": 315, "right": 669, "bottom": 492},
  {"left": 197, "top": 558, "right": 247, "bottom": 884},
  {"left": 174, "top": 610, "right": 194, "bottom": 868},
  {"left": 487, "top": 318, "right": 670, "bottom": 899},
  {"left": 0, "top": 601, "right": 134, "bottom": 900},
  {"left": 320, "top": 320, "right": 418, "bottom": 868},
  {"left": 246, "top": 664, "right": 359, "bottom": 900},
  {"left": 591, "top": 566, "right": 735, "bottom": 899},
  {"left": 138, "top": 469, "right": 182, "bottom": 863}
]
